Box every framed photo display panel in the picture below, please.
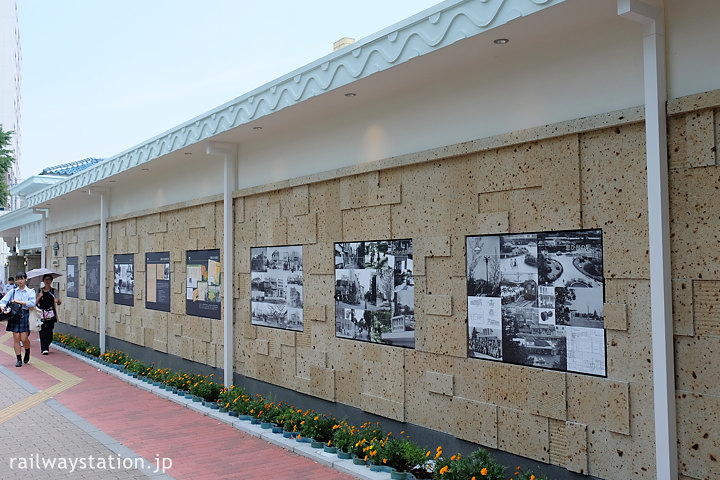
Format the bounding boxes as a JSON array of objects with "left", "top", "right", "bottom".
[
  {"left": 334, "top": 239, "right": 414, "bottom": 348},
  {"left": 250, "top": 245, "right": 303, "bottom": 331},
  {"left": 66, "top": 256, "right": 79, "bottom": 298},
  {"left": 86, "top": 255, "right": 101, "bottom": 301},
  {"left": 466, "top": 229, "right": 606, "bottom": 376},
  {"left": 113, "top": 254, "right": 134, "bottom": 306},
  {"left": 186, "top": 249, "right": 221, "bottom": 319},
  {"left": 146, "top": 252, "right": 171, "bottom": 312}
]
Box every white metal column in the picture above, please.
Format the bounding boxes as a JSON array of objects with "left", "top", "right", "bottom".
[
  {"left": 207, "top": 142, "right": 238, "bottom": 387},
  {"left": 618, "top": 2, "right": 676, "bottom": 479},
  {"left": 33, "top": 208, "right": 49, "bottom": 268},
  {"left": 90, "top": 188, "right": 110, "bottom": 354}
]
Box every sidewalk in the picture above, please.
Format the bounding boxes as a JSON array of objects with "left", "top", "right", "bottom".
[{"left": 0, "top": 332, "right": 360, "bottom": 480}]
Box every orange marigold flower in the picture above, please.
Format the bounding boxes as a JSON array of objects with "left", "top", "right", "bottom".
[
  {"left": 481, "top": 467, "right": 488, "bottom": 476},
  {"left": 439, "top": 466, "right": 449, "bottom": 475}
]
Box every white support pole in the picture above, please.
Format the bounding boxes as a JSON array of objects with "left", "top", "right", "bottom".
[
  {"left": 33, "top": 208, "right": 49, "bottom": 268},
  {"left": 206, "top": 142, "right": 238, "bottom": 387},
  {"left": 90, "top": 188, "right": 110, "bottom": 354},
  {"left": 618, "top": 2, "right": 676, "bottom": 479}
]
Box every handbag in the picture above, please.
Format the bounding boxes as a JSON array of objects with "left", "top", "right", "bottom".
[
  {"left": 0, "top": 291, "right": 22, "bottom": 322},
  {"left": 42, "top": 308, "right": 56, "bottom": 320},
  {"left": 29, "top": 306, "right": 43, "bottom": 332}
]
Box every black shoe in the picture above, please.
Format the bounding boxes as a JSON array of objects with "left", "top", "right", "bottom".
[
  {"left": 23, "top": 349, "right": 30, "bottom": 364},
  {"left": 15, "top": 360, "right": 22, "bottom": 367}
]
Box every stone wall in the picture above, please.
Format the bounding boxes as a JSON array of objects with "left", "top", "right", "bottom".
[{"left": 49, "top": 90, "right": 720, "bottom": 479}]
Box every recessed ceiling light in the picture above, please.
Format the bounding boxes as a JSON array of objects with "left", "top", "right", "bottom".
[
  {"left": 253, "top": 126, "right": 263, "bottom": 130},
  {"left": 344, "top": 92, "right": 356, "bottom": 97},
  {"left": 493, "top": 38, "right": 509, "bottom": 45}
]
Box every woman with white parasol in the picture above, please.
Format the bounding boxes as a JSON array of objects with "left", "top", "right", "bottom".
[{"left": 27, "top": 268, "right": 63, "bottom": 355}]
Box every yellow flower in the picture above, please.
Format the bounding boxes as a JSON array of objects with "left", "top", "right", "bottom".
[
  {"left": 426, "top": 451, "right": 431, "bottom": 458},
  {"left": 530, "top": 476, "right": 535, "bottom": 480},
  {"left": 481, "top": 467, "right": 488, "bottom": 476},
  {"left": 439, "top": 466, "right": 449, "bottom": 475}
]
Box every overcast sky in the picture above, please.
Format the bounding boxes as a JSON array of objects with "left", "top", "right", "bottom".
[{"left": 17, "top": 0, "right": 440, "bottom": 178}]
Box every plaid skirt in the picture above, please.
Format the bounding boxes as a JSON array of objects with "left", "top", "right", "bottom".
[{"left": 6, "top": 310, "right": 30, "bottom": 333}]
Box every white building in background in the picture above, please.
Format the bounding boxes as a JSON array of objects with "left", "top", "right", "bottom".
[
  {"left": 0, "top": 0, "right": 22, "bottom": 281},
  {"left": 0, "top": 0, "right": 21, "bottom": 208}
]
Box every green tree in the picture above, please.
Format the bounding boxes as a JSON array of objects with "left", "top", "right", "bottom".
[{"left": 0, "top": 125, "right": 16, "bottom": 207}]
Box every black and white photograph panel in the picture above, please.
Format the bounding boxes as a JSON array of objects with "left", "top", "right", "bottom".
[
  {"left": 566, "top": 326, "right": 606, "bottom": 376},
  {"left": 537, "top": 285, "right": 556, "bottom": 325},
  {"left": 334, "top": 242, "right": 367, "bottom": 270},
  {"left": 251, "top": 247, "right": 268, "bottom": 272},
  {"left": 114, "top": 264, "right": 134, "bottom": 295},
  {"left": 335, "top": 307, "right": 371, "bottom": 341},
  {"left": 251, "top": 301, "right": 288, "bottom": 329},
  {"left": 499, "top": 233, "right": 538, "bottom": 285},
  {"left": 264, "top": 245, "right": 303, "bottom": 272},
  {"left": 365, "top": 241, "right": 391, "bottom": 269},
  {"left": 466, "top": 235, "right": 502, "bottom": 297},
  {"left": 537, "top": 230, "right": 603, "bottom": 288},
  {"left": 335, "top": 268, "right": 388, "bottom": 312},
  {"left": 468, "top": 296, "right": 503, "bottom": 360},
  {"left": 502, "top": 305, "right": 567, "bottom": 369},
  {"left": 553, "top": 286, "right": 604, "bottom": 328}
]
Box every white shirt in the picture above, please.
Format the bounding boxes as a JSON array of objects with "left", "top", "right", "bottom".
[{"left": 0, "top": 286, "right": 36, "bottom": 310}]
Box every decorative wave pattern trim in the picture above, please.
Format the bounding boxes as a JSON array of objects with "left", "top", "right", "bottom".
[{"left": 27, "top": 0, "right": 563, "bottom": 207}]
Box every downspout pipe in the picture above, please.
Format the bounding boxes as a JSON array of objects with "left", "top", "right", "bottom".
[
  {"left": 90, "top": 188, "right": 110, "bottom": 354},
  {"left": 618, "top": 2, "right": 677, "bottom": 479},
  {"left": 206, "top": 142, "right": 238, "bottom": 387}
]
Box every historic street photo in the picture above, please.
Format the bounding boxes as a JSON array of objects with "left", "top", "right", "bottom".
[
  {"left": 537, "top": 230, "right": 603, "bottom": 288},
  {"left": 251, "top": 245, "right": 303, "bottom": 332},
  {"left": 468, "top": 296, "right": 502, "bottom": 360},
  {"left": 113, "top": 253, "right": 134, "bottom": 306},
  {"left": 335, "top": 239, "right": 414, "bottom": 348}
]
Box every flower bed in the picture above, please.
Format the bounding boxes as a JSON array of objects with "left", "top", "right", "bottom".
[{"left": 53, "top": 333, "right": 553, "bottom": 479}]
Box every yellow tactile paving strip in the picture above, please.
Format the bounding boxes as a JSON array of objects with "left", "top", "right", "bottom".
[{"left": 0, "top": 332, "right": 83, "bottom": 424}]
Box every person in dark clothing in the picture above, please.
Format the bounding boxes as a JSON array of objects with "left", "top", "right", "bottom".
[{"left": 36, "top": 274, "right": 61, "bottom": 355}]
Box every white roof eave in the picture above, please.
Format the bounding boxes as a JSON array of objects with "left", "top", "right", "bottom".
[{"left": 25, "top": 0, "right": 566, "bottom": 208}]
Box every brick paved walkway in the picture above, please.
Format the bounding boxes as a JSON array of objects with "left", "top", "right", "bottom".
[{"left": 0, "top": 333, "right": 358, "bottom": 480}]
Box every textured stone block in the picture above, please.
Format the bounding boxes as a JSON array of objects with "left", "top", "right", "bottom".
[
  {"left": 425, "top": 371, "right": 453, "bottom": 396},
  {"left": 675, "top": 336, "right": 720, "bottom": 397},
  {"left": 296, "top": 347, "right": 327, "bottom": 379},
  {"left": 255, "top": 338, "right": 269, "bottom": 356},
  {"left": 310, "top": 365, "right": 335, "bottom": 401},
  {"left": 565, "top": 421, "right": 589, "bottom": 474},
  {"left": 604, "top": 302, "right": 628, "bottom": 331},
  {"left": 498, "top": 408, "right": 549, "bottom": 463},
  {"left": 527, "top": 368, "right": 567, "bottom": 421},
  {"left": 362, "top": 344, "right": 404, "bottom": 404},
  {"left": 304, "top": 242, "right": 334, "bottom": 275},
  {"left": 305, "top": 304, "right": 327, "bottom": 322},
  {"left": 361, "top": 392, "right": 404, "bottom": 422},
  {"left": 342, "top": 205, "right": 391, "bottom": 240},
  {"left": 673, "top": 279, "right": 694, "bottom": 336},
  {"left": 452, "top": 397, "right": 498, "bottom": 448},
  {"left": 685, "top": 109, "right": 716, "bottom": 168},
  {"left": 548, "top": 418, "right": 567, "bottom": 467},
  {"left": 606, "top": 381, "right": 630, "bottom": 435},
  {"left": 693, "top": 280, "right": 720, "bottom": 336},
  {"left": 669, "top": 167, "right": 720, "bottom": 279},
  {"left": 293, "top": 185, "right": 309, "bottom": 216},
  {"left": 676, "top": 392, "right": 720, "bottom": 480},
  {"left": 424, "top": 294, "right": 452, "bottom": 317},
  {"left": 288, "top": 212, "right": 317, "bottom": 245},
  {"left": 476, "top": 211, "right": 509, "bottom": 234}
]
